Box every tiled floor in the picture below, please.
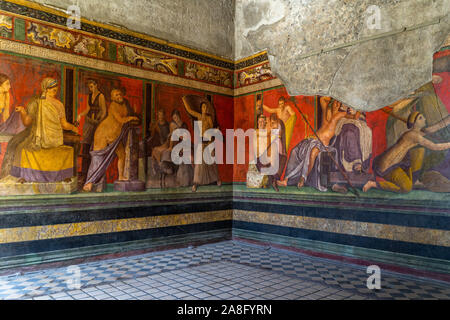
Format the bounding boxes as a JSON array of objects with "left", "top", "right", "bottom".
[{"left": 0, "top": 240, "right": 449, "bottom": 300}]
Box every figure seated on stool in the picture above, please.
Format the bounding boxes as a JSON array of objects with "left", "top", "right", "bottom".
[
  {"left": 277, "top": 97, "right": 346, "bottom": 192},
  {"left": 0, "top": 78, "right": 78, "bottom": 184},
  {"left": 146, "top": 109, "right": 193, "bottom": 189},
  {"left": 246, "top": 114, "right": 286, "bottom": 192}
]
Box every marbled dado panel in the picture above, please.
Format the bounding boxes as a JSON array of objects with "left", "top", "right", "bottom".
[{"left": 0, "top": 210, "right": 232, "bottom": 244}]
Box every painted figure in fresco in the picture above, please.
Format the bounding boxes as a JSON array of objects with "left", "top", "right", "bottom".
[
  {"left": 0, "top": 74, "right": 26, "bottom": 136},
  {"left": 255, "top": 94, "right": 263, "bottom": 119},
  {"left": 151, "top": 109, "right": 171, "bottom": 163},
  {"left": 182, "top": 95, "right": 221, "bottom": 192},
  {"left": 146, "top": 108, "right": 194, "bottom": 188},
  {"left": 247, "top": 114, "right": 284, "bottom": 191},
  {"left": 363, "top": 112, "right": 450, "bottom": 193},
  {"left": 146, "top": 108, "right": 170, "bottom": 161},
  {"left": 265, "top": 114, "right": 287, "bottom": 191},
  {"left": 277, "top": 97, "right": 348, "bottom": 191},
  {"left": 77, "top": 79, "right": 107, "bottom": 184},
  {"left": 262, "top": 96, "right": 297, "bottom": 150},
  {"left": 162, "top": 109, "right": 193, "bottom": 187},
  {"left": 0, "top": 78, "right": 78, "bottom": 183},
  {"left": 385, "top": 55, "right": 450, "bottom": 192},
  {"left": 0, "top": 73, "right": 10, "bottom": 124},
  {"left": 246, "top": 114, "right": 270, "bottom": 189},
  {"left": 331, "top": 108, "right": 372, "bottom": 174},
  {"left": 160, "top": 110, "right": 188, "bottom": 162},
  {"left": 82, "top": 88, "right": 139, "bottom": 192}
]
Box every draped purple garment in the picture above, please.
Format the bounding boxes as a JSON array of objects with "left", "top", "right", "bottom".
[
  {"left": 332, "top": 123, "right": 371, "bottom": 173},
  {"left": 0, "top": 111, "right": 26, "bottom": 135},
  {"left": 284, "top": 138, "right": 336, "bottom": 192},
  {"left": 85, "top": 123, "right": 132, "bottom": 185}
]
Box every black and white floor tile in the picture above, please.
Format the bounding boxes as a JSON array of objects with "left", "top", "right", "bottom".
[{"left": 0, "top": 241, "right": 448, "bottom": 300}]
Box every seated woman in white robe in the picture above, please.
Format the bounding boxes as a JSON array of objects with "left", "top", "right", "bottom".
[{"left": 1, "top": 78, "right": 78, "bottom": 183}]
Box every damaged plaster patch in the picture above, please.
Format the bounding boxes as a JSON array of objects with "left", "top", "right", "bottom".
[
  {"left": 239, "top": 0, "right": 285, "bottom": 36},
  {"left": 31, "top": 0, "right": 235, "bottom": 59},
  {"left": 29, "top": 0, "right": 450, "bottom": 111},
  {"left": 234, "top": 0, "right": 286, "bottom": 60},
  {"left": 236, "top": 0, "right": 450, "bottom": 111}
]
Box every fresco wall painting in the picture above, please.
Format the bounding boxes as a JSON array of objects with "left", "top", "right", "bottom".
[
  {"left": 0, "top": 28, "right": 235, "bottom": 196},
  {"left": 0, "top": 34, "right": 449, "bottom": 200},
  {"left": 0, "top": 1, "right": 448, "bottom": 277}
]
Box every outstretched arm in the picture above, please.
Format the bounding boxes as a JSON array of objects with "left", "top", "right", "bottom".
[
  {"left": 388, "top": 97, "right": 415, "bottom": 113},
  {"left": 319, "top": 97, "right": 332, "bottom": 124},
  {"left": 182, "top": 96, "right": 201, "bottom": 119},
  {"left": 77, "top": 104, "right": 90, "bottom": 122},
  {"left": 423, "top": 115, "right": 450, "bottom": 135},
  {"left": 15, "top": 106, "right": 32, "bottom": 126},
  {"left": 262, "top": 104, "right": 277, "bottom": 113},
  {"left": 415, "top": 133, "right": 450, "bottom": 151},
  {"left": 60, "top": 117, "right": 78, "bottom": 133}
]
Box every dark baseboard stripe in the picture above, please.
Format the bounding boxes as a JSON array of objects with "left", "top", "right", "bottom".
[
  {"left": 232, "top": 221, "right": 450, "bottom": 261},
  {"left": 0, "top": 220, "right": 232, "bottom": 258},
  {"left": 0, "top": 228, "right": 231, "bottom": 271},
  {"left": 0, "top": 201, "right": 233, "bottom": 229},
  {"left": 234, "top": 201, "right": 450, "bottom": 230}
]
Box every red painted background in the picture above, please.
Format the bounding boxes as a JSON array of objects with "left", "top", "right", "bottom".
[
  {"left": 78, "top": 70, "right": 143, "bottom": 183},
  {"left": 262, "top": 88, "right": 315, "bottom": 160},
  {"left": 155, "top": 84, "right": 234, "bottom": 183},
  {"left": 0, "top": 48, "right": 448, "bottom": 187},
  {"left": 233, "top": 88, "right": 315, "bottom": 182},
  {"left": 233, "top": 94, "right": 254, "bottom": 182},
  {"left": 0, "top": 53, "right": 60, "bottom": 169}
]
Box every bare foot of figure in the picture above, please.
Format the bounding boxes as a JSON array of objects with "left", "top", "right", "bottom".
[
  {"left": 18, "top": 178, "right": 26, "bottom": 184},
  {"left": 192, "top": 184, "right": 198, "bottom": 192},
  {"left": 217, "top": 180, "right": 222, "bottom": 187},
  {"left": 363, "top": 180, "right": 377, "bottom": 192},
  {"left": 297, "top": 177, "right": 305, "bottom": 189},
  {"left": 272, "top": 180, "right": 279, "bottom": 192},
  {"left": 276, "top": 179, "right": 288, "bottom": 187},
  {"left": 332, "top": 184, "right": 348, "bottom": 194},
  {"left": 414, "top": 179, "right": 425, "bottom": 189},
  {"left": 83, "top": 183, "right": 93, "bottom": 192}
]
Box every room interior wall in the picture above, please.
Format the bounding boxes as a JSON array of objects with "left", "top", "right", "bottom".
[{"left": 0, "top": 0, "right": 448, "bottom": 281}]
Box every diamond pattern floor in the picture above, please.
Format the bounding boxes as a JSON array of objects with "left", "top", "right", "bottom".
[{"left": 0, "top": 241, "right": 448, "bottom": 300}]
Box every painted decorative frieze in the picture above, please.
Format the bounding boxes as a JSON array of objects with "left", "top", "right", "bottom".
[
  {"left": 185, "top": 62, "right": 232, "bottom": 87},
  {"left": 0, "top": 13, "right": 12, "bottom": 38},
  {"left": 117, "top": 45, "right": 178, "bottom": 75},
  {"left": 237, "top": 62, "right": 275, "bottom": 88},
  {"left": 0, "top": 10, "right": 234, "bottom": 89}
]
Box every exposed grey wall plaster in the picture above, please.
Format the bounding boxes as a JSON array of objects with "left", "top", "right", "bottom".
[
  {"left": 30, "top": 0, "right": 450, "bottom": 111},
  {"left": 236, "top": 0, "right": 450, "bottom": 111},
  {"left": 30, "top": 0, "right": 235, "bottom": 60}
]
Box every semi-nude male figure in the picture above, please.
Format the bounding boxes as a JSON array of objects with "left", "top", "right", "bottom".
[
  {"left": 277, "top": 96, "right": 349, "bottom": 190},
  {"left": 83, "top": 88, "right": 139, "bottom": 192},
  {"left": 262, "top": 97, "right": 297, "bottom": 150}
]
